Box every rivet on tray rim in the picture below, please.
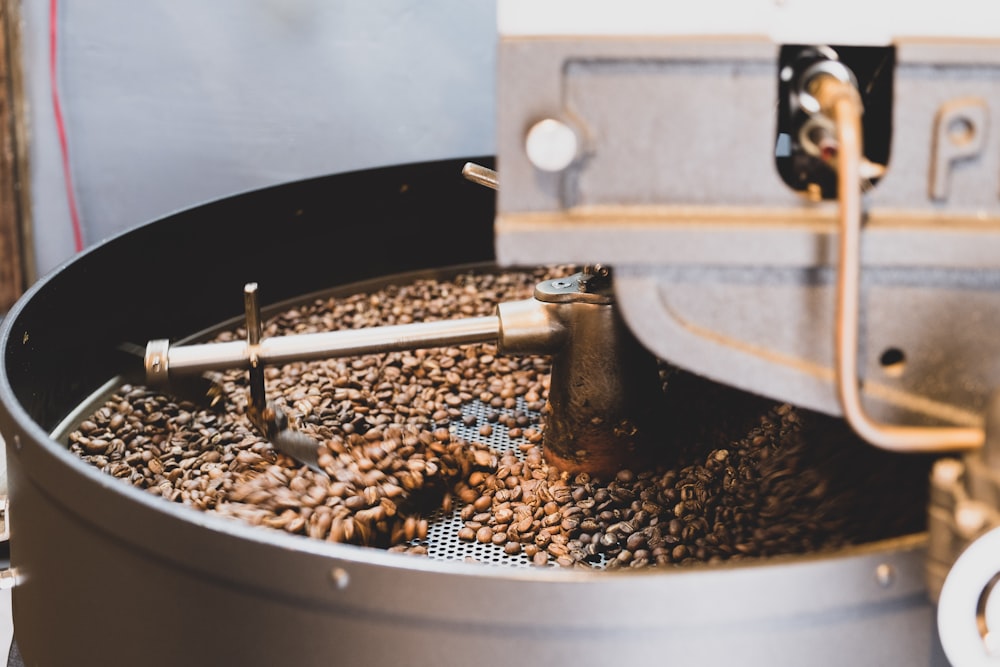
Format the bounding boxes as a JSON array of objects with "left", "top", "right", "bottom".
[
  {"left": 875, "top": 562, "right": 895, "bottom": 588},
  {"left": 330, "top": 567, "right": 350, "bottom": 590}
]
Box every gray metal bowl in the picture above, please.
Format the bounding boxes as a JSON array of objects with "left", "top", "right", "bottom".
[{"left": 0, "top": 158, "right": 947, "bottom": 666}]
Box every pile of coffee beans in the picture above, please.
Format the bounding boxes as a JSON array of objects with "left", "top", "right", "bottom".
[
  {"left": 68, "top": 266, "right": 937, "bottom": 569},
  {"left": 433, "top": 369, "right": 935, "bottom": 569}
]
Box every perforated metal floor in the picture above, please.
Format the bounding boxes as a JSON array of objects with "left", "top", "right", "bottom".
[{"left": 408, "top": 397, "right": 609, "bottom": 569}]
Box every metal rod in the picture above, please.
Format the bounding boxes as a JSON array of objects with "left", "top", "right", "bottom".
[
  {"left": 826, "top": 75, "right": 984, "bottom": 453},
  {"left": 244, "top": 282, "right": 266, "bottom": 412},
  {"left": 158, "top": 315, "right": 502, "bottom": 378},
  {"left": 462, "top": 162, "right": 498, "bottom": 190},
  {"left": 244, "top": 283, "right": 263, "bottom": 348}
]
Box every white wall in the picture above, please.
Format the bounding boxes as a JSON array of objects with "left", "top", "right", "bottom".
[{"left": 21, "top": 1, "right": 497, "bottom": 277}]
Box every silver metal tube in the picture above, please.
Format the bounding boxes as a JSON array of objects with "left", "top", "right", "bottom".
[
  {"left": 156, "top": 315, "right": 501, "bottom": 379},
  {"left": 826, "top": 74, "right": 983, "bottom": 453},
  {"left": 461, "top": 162, "right": 499, "bottom": 190}
]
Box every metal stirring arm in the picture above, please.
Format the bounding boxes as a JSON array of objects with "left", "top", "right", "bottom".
[
  {"left": 143, "top": 270, "right": 664, "bottom": 477},
  {"left": 143, "top": 280, "right": 566, "bottom": 476}
]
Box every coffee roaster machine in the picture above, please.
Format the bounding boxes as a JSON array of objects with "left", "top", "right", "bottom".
[{"left": 2, "top": 2, "right": 1000, "bottom": 665}]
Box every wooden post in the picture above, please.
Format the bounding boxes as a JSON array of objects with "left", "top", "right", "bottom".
[{"left": 0, "top": 0, "right": 31, "bottom": 314}]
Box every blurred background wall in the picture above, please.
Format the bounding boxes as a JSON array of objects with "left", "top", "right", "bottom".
[{"left": 20, "top": 1, "right": 497, "bottom": 279}]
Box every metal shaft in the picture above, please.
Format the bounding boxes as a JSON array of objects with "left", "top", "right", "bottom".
[
  {"left": 147, "top": 315, "right": 503, "bottom": 383},
  {"left": 245, "top": 283, "right": 266, "bottom": 413}
]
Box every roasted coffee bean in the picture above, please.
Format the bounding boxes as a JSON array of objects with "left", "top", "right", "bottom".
[
  {"left": 69, "top": 267, "right": 933, "bottom": 570},
  {"left": 473, "top": 494, "right": 492, "bottom": 512}
]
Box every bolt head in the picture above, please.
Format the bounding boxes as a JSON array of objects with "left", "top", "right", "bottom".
[{"left": 525, "top": 119, "right": 579, "bottom": 173}]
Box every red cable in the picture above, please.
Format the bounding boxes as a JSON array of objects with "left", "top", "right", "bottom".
[{"left": 49, "top": 0, "right": 84, "bottom": 253}]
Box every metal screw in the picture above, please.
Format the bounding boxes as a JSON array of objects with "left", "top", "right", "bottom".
[
  {"left": 330, "top": 567, "right": 350, "bottom": 590},
  {"left": 875, "top": 563, "right": 895, "bottom": 588}
]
